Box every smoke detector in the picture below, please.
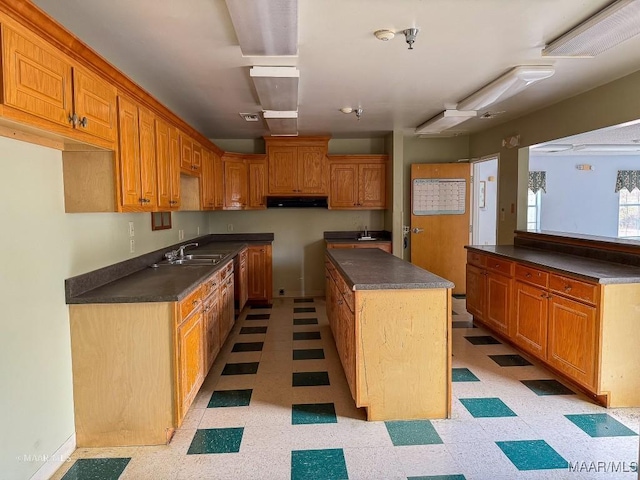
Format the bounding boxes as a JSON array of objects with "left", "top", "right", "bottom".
[
  {"left": 374, "top": 29, "right": 395, "bottom": 41},
  {"left": 479, "top": 111, "right": 505, "bottom": 119},
  {"left": 239, "top": 113, "right": 260, "bottom": 122}
]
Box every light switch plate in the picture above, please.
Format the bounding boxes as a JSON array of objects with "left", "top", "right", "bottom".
[{"left": 128, "top": 221, "right": 135, "bottom": 237}]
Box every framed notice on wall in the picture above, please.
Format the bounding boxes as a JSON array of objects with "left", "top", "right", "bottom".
[{"left": 412, "top": 178, "right": 466, "bottom": 215}]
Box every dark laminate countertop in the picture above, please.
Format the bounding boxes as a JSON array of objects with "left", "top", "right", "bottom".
[
  {"left": 66, "top": 235, "right": 274, "bottom": 305},
  {"left": 326, "top": 248, "right": 454, "bottom": 290},
  {"left": 466, "top": 245, "right": 640, "bottom": 284}
]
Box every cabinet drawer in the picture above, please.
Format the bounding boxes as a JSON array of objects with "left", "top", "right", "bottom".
[
  {"left": 179, "top": 286, "right": 202, "bottom": 321},
  {"left": 467, "top": 251, "right": 486, "bottom": 268},
  {"left": 201, "top": 271, "right": 220, "bottom": 299},
  {"left": 485, "top": 256, "right": 514, "bottom": 276},
  {"left": 337, "top": 274, "right": 354, "bottom": 312},
  {"left": 549, "top": 274, "right": 598, "bottom": 305},
  {"left": 515, "top": 264, "right": 548, "bottom": 288},
  {"left": 221, "top": 259, "right": 234, "bottom": 279}
]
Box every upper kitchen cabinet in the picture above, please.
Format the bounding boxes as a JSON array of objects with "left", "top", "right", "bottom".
[
  {"left": 155, "top": 118, "right": 180, "bottom": 210},
  {"left": 1, "top": 24, "right": 117, "bottom": 148},
  {"left": 328, "top": 155, "right": 387, "bottom": 209},
  {"left": 200, "top": 148, "right": 216, "bottom": 210},
  {"left": 180, "top": 133, "right": 201, "bottom": 175},
  {"left": 265, "top": 136, "right": 329, "bottom": 195},
  {"left": 117, "top": 95, "right": 157, "bottom": 211},
  {"left": 222, "top": 153, "right": 267, "bottom": 210}
]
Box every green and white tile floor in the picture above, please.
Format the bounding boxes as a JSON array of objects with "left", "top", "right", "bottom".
[{"left": 52, "top": 297, "right": 639, "bottom": 479}]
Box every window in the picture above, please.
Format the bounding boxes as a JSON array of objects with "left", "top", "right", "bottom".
[
  {"left": 618, "top": 188, "right": 640, "bottom": 237},
  {"left": 527, "top": 189, "right": 541, "bottom": 230}
]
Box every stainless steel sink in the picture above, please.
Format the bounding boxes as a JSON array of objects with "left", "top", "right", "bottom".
[
  {"left": 183, "top": 253, "right": 229, "bottom": 260},
  {"left": 151, "top": 258, "right": 221, "bottom": 267}
]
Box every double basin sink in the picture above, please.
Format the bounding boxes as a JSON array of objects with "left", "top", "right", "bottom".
[{"left": 151, "top": 252, "right": 230, "bottom": 268}]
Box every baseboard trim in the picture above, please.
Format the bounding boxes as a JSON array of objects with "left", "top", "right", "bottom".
[{"left": 30, "top": 433, "right": 76, "bottom": 480}]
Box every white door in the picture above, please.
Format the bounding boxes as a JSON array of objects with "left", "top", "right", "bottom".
[{"left": 472, "top": 157, "right": 498, "bottom": 245}]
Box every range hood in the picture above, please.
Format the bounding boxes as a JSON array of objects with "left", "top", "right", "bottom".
[{"left": 266, "top": 196, "right": 328, "bottom": 208}]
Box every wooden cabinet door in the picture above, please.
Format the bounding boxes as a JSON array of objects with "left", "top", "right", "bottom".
[
  {"left": 247, "top": 245, "right": 272, "bottom": 303},
  {"left": 329, "top": 164, "right": 358, "bottom": 208},
  {"left": 268, "top": 146, "right": 298, "bottom": 194},
  {"left": 177, "top": 310, "right": 204, "bottom": 421},
  {"left": 513, "top": 281, "right": 548, "bottom": 358},
  {"left": 297, "top": 146, "right": 326, "bottom": 194},
  {"left": 219, "top": 279, "right": 230, "bottom": 344},
  {"left": 338, "top": 298, "right": 356, "bottom": 400},
  {"left": 169, "top": 126, "right": 181, "bottom": 208},
  {"left": 486, "top": 271, "right": 512, "bottom": 334},
  {"left": 72, "top": 65, "right": 117, "bottom": 141},
  {"left": 359, "top": 163, "right": 386, "bottom": 208},
  {"left": 224, "top": 159, "right": 247, "bottom": 209},
  {"left": 155, "top": 117, "right": 172, "bottom": 210},
  {"left": 204, "top": 293, "right": 220, "bottom": 370},
  {"left": 180, "top": 133, "right": 193, "bottom": 172},
  {"left": 2, "top": 26, "right": 73, "bottom": 128},
  {"left": 117, "top": 96, "right": 142, "bottom": 208},
  {"left": 248, "top": 159, "right": 267, "bottom": 209},
  {"left": 213, "top": 152, "right": 224, "bottom": 209},
  {"left": 548, "top": 295, "right": 597, "bottom": 388},
  {"left": 240, "top": 251, "right": 249, "bottom": 310},
  {"left": 200, "top": 149, "right": 215, "bottom": 210},
  {"left": 465, "top": 264, "right": 485, "bottom": 319},
  {"left": 192, "top": 142, "right": 202, "bottom": 172},
  {"left": 138, "top": 106, "right": 157, "bottom": 208}
]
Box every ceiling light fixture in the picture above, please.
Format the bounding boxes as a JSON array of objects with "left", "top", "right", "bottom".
[
  {"left": 374, "top": 29, "right": 395, "bottom": 41},
  {"left": 250, "top": 66, "right": 299, "bottom": 111},
  {"left": 340, "top": 106, "right": 363, "bottom": 120},
  {"left": 415, "top": 110, "right": 477, "bottom": 135},
  {"left": 542, "top": 0, "right": 640, "bottom": 57},
  {"left": 530, "top": 144, "right": 573, "bottom": 153},
  {"left": 263, "top": 110, "right": 298, "bottom": 136},
  {"left": 239, "top": 113, "right": 260, "bottom": 122},
  {"left": 573, "top": 144, "right": 640, "bottom": 152},
  {"left": 403, "top": 28, "right": 419, "bottom": 50},
  {"left": 457, "top": 66, "right": 555, "bottom": 111},
  {"left": 225, "top": 0, "right": 298, "bottom": 56}
]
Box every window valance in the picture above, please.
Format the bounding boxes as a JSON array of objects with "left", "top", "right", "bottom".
[
  {"left": 528, "top": 171, "right": 546, "bottom": 193},
  {"left": 615, "top": 170, "right": 640, "bottom": 193}
]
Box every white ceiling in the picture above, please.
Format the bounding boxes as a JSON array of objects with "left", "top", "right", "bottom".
[{"left": 31, "top": 0, "right": 640, "bottom": 140}]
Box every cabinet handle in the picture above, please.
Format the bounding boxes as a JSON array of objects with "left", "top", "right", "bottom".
[
  {"left": 338, "top": 299, "right": 343, "bottom": 305},
  {"left": 564, "top": 285, "right": 572, "bottom": 292},
  {"left": 79, "top": 116, "right": 88, "bottom": 128},
  {"left": 525, "top": 273, "right": 532, "bottom": 278}
]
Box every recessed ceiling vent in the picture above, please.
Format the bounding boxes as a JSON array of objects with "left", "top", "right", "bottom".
[{"left": 239, "top": 113, "right": 260, "bottom": 122}]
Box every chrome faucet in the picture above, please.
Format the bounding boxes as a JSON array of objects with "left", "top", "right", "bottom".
[
  {"left": 363, "top": 226, "right": 369, "bottom": 238},
  {"left": 176, "top": 242, "right": 199, "bottom": 258}
]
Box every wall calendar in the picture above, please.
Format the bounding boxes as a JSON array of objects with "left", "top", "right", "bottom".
[{"left": 412, "top": 178, "right": 466, "bottom": 215}]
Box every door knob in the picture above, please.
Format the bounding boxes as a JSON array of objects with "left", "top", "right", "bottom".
[{"left": 412, "top": 228, "right": 424, "bottom": 234}]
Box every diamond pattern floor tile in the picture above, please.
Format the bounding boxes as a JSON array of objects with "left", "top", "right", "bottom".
[
  {"left": 565, "top": 413, "right": 638, "bottom": 437},
  {"left": 61, "top": 458, "right": 130, "bottom": 480},
  {"left": 292, "top": 403, "right": 337, "bottom": 424},
  {"left": 452, "top": 368, "right": 480, "bottom": 382},
  {"left": 221, "top": 362, "right": 259, "bottom": 375},
  {"left": 385, "top": 420, "right": 443, "bottom": 446},
  {"left": 231, "top": 342, "right": 264, "bottom": 352},
  {"left": 294, "top": 298, "right": 314, "bottom": 303},
  {"left": 240, "top": 326, "right": 268, "bottom": 334},
  {"left": 489, "top": 354, "right": 533, "bottom": 367},
  {"left": 293, "top": 348, "right": 325, "bottom": 360},
  {"left": 294, "top": 317, "right": 319, "bottom": 325},
  {"left": 465, "top": 335, "right": 501, "bottom": 345},
  {"left": 292, "top": 371, "right": 330, "bottom": 387},
  {"left": 245, "top": 313, "right": 270, "bottom": 320},
  {"left": 459, "top": 397, "right": 517, "bottom": 418},
  {"left": 293, "top": 331, "right": 321, "bottom": 340},
  {"left": 291, "top": 448, "right": 348, "bottom": 480},
  {"left": 208, "top": 389, "right": 253, "bottom": 408},
  {"left": 496, "top": 439, "right": 568, "bottom": 470},
  {"left": 294, "top": 307, "right": 316, "bottom": 313},
  {"left": 187, "top": 428, "right": 244, "bottom": 454},
  {"left": 520, "top": 379, "right": 575, "bottom": 396}
]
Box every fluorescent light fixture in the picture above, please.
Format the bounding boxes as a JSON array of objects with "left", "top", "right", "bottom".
[
  {"left": 543, "top": 0, "right": 640, "bottom": 57},
  {"left": 457, "top": 66, "right": 555, "bottom": 111},
  {"left": 573, "top": 144, "right": 640, "bottom": 152},
  {"left": 415, "top": 110, "right": 477, "bottom": 135},
  {"left": 530, "top": 144, "right": 573, "bottom": 153},
  {"left": 250, "top": 66, "right": 299, "bottom": 111},
  {"left": 263, "top": 110, "right": 298, "bottom": 135},
  {"left": 225, "top": 0, "right": 298, "bottom": 56}
]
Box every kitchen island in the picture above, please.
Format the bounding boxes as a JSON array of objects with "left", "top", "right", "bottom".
[{"left": 325, "top": 248, "right": 454, "bottom": 421}]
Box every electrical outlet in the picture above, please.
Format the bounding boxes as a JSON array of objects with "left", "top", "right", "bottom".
[
  {"left": 197, "top": 226, "right": 200, "bottom": 235},
  {"left": 128, "top": 221, "right": 135, "bottom": 237},
  {"left": 129, "top": 238, "right": 135, "bottom": 253},
  {"left": 227, "top": 224, "right": 233, "bottom": 232},
  {"left": 279, "top": 289, "right": 284, "bottom": 296},
  {"left": 178, "top": 229, "right": 185, "bottom": 240}
]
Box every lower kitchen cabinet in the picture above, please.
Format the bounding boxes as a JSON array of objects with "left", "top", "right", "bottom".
[
  {"left": 247, "top": 244, "right": 273, "bottom": 303},
  {"left": 68, "top": 260, "right": 234, "bottom": 447},
  {"left": 234, "top": 247, "right": 248, "bottom": 312},
  {"left": 325, "top": 240, "right": 392, "bottom": 253},
  {"left": 466, "top": 248, "right": 640, "bottom": 407}
]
